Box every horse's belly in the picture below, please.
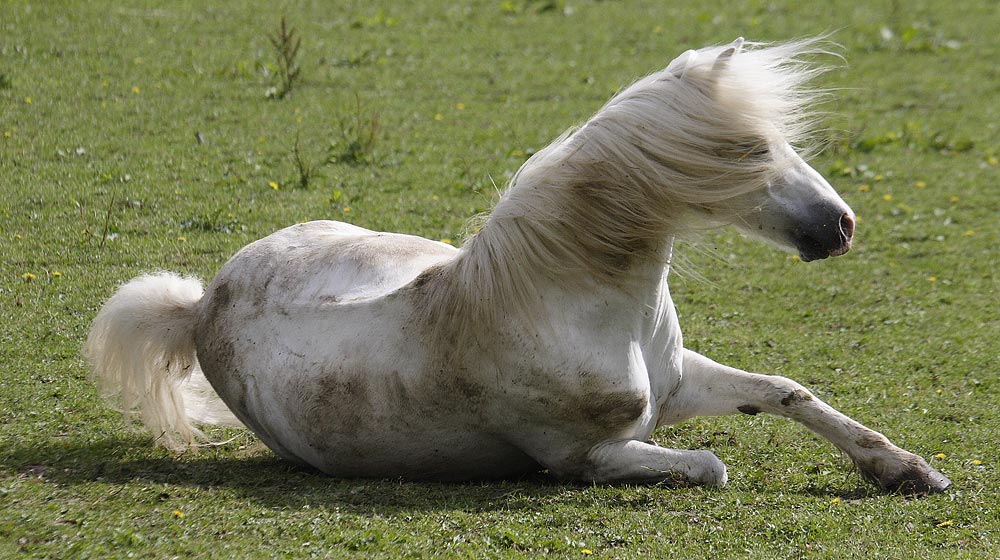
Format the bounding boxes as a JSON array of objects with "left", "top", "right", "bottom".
[
  {"left": 212, "top": 347, "right": 541, "bottom": 479},
  {"left": 297, "top": 428, "right": 540, "bottom": 480},
  {"left": 260, "top": 343, "right": 541, "bottom": 479},
  {"left": 196, "top": 272, "right": 540, "bottom": 479},
  {"left": 200, "top": 319, "right": 540, "bottom": 478}
]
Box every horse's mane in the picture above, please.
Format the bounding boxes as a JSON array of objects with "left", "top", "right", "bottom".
[{"left": 415, "top": 38, "right": 834, "bottom": 348}]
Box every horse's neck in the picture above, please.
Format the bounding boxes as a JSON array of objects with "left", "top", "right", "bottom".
[
  {"left": 529, "top": 237, "right": 677, "bottom": 349},
  {"left": 485, "top": 185, "right": 667, "bottom": 282},
  {"left": 433, "top": 134, "right": 680, "bottom": 346},
  {"left": 618, "top": 237, "right": 676, "bottom": 320}
]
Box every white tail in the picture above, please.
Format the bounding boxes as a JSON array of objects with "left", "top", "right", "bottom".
[{"left": 84, "top": 272, "right": 241, "bottom": 450}]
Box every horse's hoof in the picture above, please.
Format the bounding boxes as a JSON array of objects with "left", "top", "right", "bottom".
[
  {"left": 865, "top": 454, "right": 951, "bottom": 495},
  {"left": 692, "top": 450, "right": 728, "bottom": 487},
  {"left": 886, "top": 463, "right": 951, "bottom": 495}
]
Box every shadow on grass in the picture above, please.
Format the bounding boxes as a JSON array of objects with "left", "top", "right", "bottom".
[
  {"left": 0, "top": 434, "right": 572, "bottom": 514},
  {"left": 3, "top": 434, "right": 901, "bottom": 508}
]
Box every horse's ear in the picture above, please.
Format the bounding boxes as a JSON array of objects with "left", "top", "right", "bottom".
[
  {"left": 712, "top": 37, "right": 744, "bottom": 74},
  {"left": 667, "top": 49, "right": 698, "bottom": 79}
]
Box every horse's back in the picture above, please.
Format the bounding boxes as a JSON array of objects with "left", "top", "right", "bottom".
[{"left": 216, "top": 220, "right": 457, "bottom": 305}]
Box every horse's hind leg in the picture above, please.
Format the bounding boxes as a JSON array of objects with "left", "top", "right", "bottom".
[{"left": 662, "top": 349, "right": 950, "bottom": 494}]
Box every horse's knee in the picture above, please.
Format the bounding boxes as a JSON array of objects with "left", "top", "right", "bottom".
[
  {"left": 725, "top": 374, "right": 816, "bottom": 417},
  {"left": 762, "top": 375, "right": 815, "bottom": 412}
]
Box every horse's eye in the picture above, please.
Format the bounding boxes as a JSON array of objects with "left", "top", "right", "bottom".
[
  {"left": 715, "top": 140, "right": 770, "bottom": 162},
  {"left": 739, "top": 140, "right": 769, "bottom": 161}
]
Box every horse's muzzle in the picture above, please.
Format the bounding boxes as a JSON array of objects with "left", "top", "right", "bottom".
[{"left": 796, "top": 212, "right": 855, "bottom": 262}]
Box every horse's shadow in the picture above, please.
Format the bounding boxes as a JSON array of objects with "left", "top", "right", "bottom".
[
  {"left": 2, "top": 435, "right": 568, "bottom": 514},
  {"left": 5, "top": 434, "right": 885, "bottom": 509}
]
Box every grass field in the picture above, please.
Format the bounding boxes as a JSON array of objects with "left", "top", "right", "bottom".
[{"left": 2, "top": 0, "right": 998, "bottom": 558}]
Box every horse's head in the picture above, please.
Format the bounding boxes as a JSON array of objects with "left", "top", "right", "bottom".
[
  {"left": 664, "top": 38, "right": 853, "bottom": 261},
  {"left": 493, "top": 37, "right": 854, "bottom": 279},
  {"left": 728, "top": 142, "right": 854, "bottom": 261}
]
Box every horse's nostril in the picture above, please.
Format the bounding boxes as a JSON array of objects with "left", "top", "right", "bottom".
[{"left": 840, "top": 213, "right": 855, "bottom": 241}]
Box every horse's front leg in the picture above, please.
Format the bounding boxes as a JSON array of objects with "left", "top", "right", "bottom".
[
  {"left": 662, "top": 349, "right": 950, "bottom": 494},
  {"left": 581, "top": 439, "right": 728, "bottom": 486}
]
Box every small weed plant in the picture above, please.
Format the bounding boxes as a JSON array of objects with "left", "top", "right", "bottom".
[
  {"left": 290, "top": 131, "right": 332, "bottom": 190},
  {"left": 332, "top": 96, "right": 381, "bottom": 166},
  {"left": 266, "top": 16, "right": 302, "bottom": 100},
  {"left": 287, "top": 98, "right": 381, "bottom": 189}
]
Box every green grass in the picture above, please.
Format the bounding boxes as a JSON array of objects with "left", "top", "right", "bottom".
[{"left": 2, "top": 0, "right": 998, "bottom": 558}]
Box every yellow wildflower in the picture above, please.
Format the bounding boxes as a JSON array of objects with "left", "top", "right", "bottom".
[
  {"left": 927, "top": 276, "right": 937, "bottom": 283},
  {"left": 873, "top": 174, "right": 883, "bottom": 182},
  {"left": 52, "top": 271, "right": 62, "bottom": 278},
  {"left": 935, "top": 388, "right": 942, "bottom": 395},
  {"left": 22, "top": 272, "right": 36, "bottom": 282},
  {"left": 965, "top": 230, "right": 975, "bottom": 237},
  {"left": 268, "top": 181, "right": 279, "bottom": 190},
  {"left": 970, "top": 459, "right": 983, "bottom": 466},
  {"left": 24, "top": 96, "right": 32, "bottom": 104},
  {"left": 857, "top": 184, "right": 870, "bottom": 193},
  {"left": 934, "top": 453, "right": 946, "bottom": 459},
  {"left": 935, "top": 520, "right": 953, "bottom": 528},
  {"left": 882, "top": 194, "right": 892, "bottom": 202},
  {"left": 3, "top": 131, "right": 11, "bottom": 138},
  {"left": 14, "top": 233, "right": 21, "bottom": 239},
  {"left": 986, "top": 156, "right": 999, "bottom": 167},
  {"left": 440, "top": 238, "right": 452, "bottom": 245},
  {"left": 455, "top": 102, "right": 466, "bottom": 111},
  {"left": 434, "top": 113, "right": 444, "bottom": 121},
  {"left": 177, "top": 236, "right": 186, "bottom": 242},
  {"left": 581, "top": 550, "right": 593, "bottom": 556},
  {"left": 172, "top": 510, "right": 184, "bottom": 519},
  {"left": 343, "top": 207, "right": 351, "bottom": 213},
  {"left": 949, "top": 196, "right": 959, "bottom": 204},
  {"left": 830, "top": 497, "right": 841, "bottom": 505},
  {"left": 914, "top": 180, "right": 926, "bottom": 188},
  {"left": 132, "top": 86, "right": 140, "bottom": 94}
]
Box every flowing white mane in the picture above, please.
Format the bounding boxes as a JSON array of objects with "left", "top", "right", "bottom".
[{"left": 417, "top": 38, "right": 833, "bottom": 345}]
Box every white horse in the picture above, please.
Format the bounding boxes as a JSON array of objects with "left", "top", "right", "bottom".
[{"left": 85, "top": 38, "right": 950, "bottom": 493}]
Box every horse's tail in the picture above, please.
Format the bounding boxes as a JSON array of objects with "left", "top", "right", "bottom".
[{"left": 84, "top": 272, "right": 242, "bottom": 450}]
